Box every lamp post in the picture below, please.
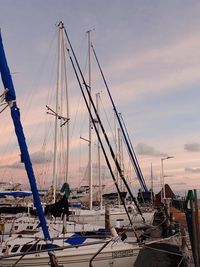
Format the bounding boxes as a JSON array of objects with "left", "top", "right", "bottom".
[{"left": 161, "top": 156, "right": 174, "bottom": 202}]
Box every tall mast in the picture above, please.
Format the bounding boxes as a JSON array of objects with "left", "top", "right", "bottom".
[
  {"left": 118, "top": 127, "right": 124, "bottom": 191},
  {"left": 87, "top": 30, "right": 93, "bottom": 210},
  {"left": 61, "top": 24, "right": 69, "bottom": 182},
  {"left": 114, "top": 112, "right": 119, "bottom": 204},
  {"left": 117, "top": 127, "right": 121, "bottom": 206},
  {"left": 119, "top": 124, "right": 125, "bottom": 192},
  {"left": 52, "top": 23, "right": 62, "bottom": 202},
  {"left": 96, "top": 92, "right": 102, "bottom": 209}
]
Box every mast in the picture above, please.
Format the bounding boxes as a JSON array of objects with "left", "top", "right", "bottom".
[
  {"left": 118, "top": 127, "right": 124, "bottom": 192},
  {"left": 114, "top": 112, "right": 120, "bottom": 205},
  {"left": 49, "top": 22, "right": 69, "bottom": 199},
  {"left": 87, "top": 30, "right": 93, "bottom": 210},
  {"left": 61, "top": 24, "right": 69, "bottom": 183},
  {"left": 96, "top": 92, "right": 102, "bottom": 209},
  {"left": 119, "top": 123, "right": 125, "bottom": 192},
  {"left": 0, "top": 31, "right": 58, "bottom": 266},
  {"left": 52, "top": 23, "right": 61, "bottom": 202},
  {"left": 117, "top": 127, "right": 122, "bottom": 206}
]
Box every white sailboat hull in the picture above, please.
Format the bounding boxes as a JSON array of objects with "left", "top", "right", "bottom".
[{"left": 0, "top": 239, "right": 139, "bottom": 267}]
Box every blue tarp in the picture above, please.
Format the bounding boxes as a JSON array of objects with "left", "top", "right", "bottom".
[{"left": 65, "top": 233, "right": 86, "bottom": 245}]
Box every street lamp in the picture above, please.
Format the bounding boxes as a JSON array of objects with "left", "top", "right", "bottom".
[{"left": 161, "top": 156, "right": 174, "bottom": 201}]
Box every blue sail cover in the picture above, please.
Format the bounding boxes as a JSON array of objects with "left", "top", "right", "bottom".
[
  {"left": 65, "top": 233, "right": 86, "bottom": 245},
  {"left": 0, "top": 32, "right": 51, "bottom": 243},
  {"left": 0, "top": 33, "right": 16, "bottom": 102}
]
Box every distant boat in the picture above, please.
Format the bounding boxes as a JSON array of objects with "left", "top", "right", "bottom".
[
  {"left": 0, "top": 190, "right": 32, "bottom": 198},
  {"left": 0, "top": 182, "right": 21, "bottom": 192}
]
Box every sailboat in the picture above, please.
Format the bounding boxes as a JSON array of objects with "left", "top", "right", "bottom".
[
  {"left": 0, "top": 25, "right": 143, "bottom": 266},
  {"left": 0, "top": 231, "right": 140, "bottom": 267}
]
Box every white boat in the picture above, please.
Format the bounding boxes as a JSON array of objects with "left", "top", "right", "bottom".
[
  {"left": 0, "top": 228, "right": 140, "bottom": 267},
  {"left": 69, "top": 205, "right": 154, "bottom": 228},
  {"left": 0, "top": 213, "right": 103, "bottom": 240},
  {"left": 0, "top": 182, "right": 21, "bottom": 192}
]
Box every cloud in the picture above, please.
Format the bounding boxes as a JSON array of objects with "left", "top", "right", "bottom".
[
  {"left": 110, "top": 33, "right": 200, "bottom": 75},
  {"left": 171, "top": 182, "right": 187, "bottom": 186},
  {"left": 79, "top": 163, "right": 111, "bottom": 181},
  {"left": 106, "top": 32, "right": 200, "bottom": 105},
  {"left": 184, "top": 143, "right": 200, "bottom": 152},
  {"left": 2, "top": 151, "right": 53, "bottom": 169},
  {"left": 30, "top": 151, "right": 53, "bottom": 164},
  {"left": 3, "top": 162, "right": 24, "bottom": 169},
  {"left": 135, "top": 143, "right": 167, "bottom": 157},
  {"left": 185, "top": 167, "right": 200, "bottom": 173}
]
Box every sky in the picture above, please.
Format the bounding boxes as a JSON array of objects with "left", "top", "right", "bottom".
[{"left": 0, "top": 0, "right": 200, "bottom": 196}]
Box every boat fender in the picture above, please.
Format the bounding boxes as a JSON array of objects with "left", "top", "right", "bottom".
[
  {"left": 0, "top": 222, "right": 4, "bottom": 232},
  {"left": 3, "top": 244, "right": 11, "bottom": 256}
]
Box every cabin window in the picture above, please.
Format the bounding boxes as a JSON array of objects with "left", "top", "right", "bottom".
[
  {"left": 34, "top": 244, "right": 59, "bottom": 252},
  {"left": 20, "top": 243, "right": 59, "bottom": 253},
  {"left": 11, "top": 245, "right": 20, "bottom": 253},
  {"left": 39, "top": 244, "right": 59, "bottom": 251},
  {"left": 20, "top": 244, "right": 37, "bottom": 252}
]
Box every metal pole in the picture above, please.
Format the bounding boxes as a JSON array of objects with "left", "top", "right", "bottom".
[
  {"left": 96, "top": 92, "right": 102, "bottom": 209},
  {"left": 87, "top": 30, "right": 93, "bottom": 210},
  {"left": 52, "top": 23, "right": 62, "bottom": 203}
]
